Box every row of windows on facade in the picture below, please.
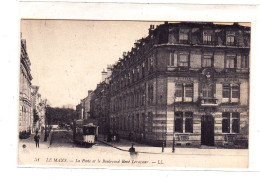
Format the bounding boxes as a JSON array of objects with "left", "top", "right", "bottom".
[
  {"left": 110, "top": 83, "right": 240, "bottom": 112},
  {"left": 112, "top": 28, "right": 249, "bottom": 74},
  {"left": 167, "top": 52, "right": 249, "bottom": 69},
  {"left": 110, "top": 52, "right": 248, "bottom": 92},
  {"left": 178, "top": 29, "right": 249, "bottom": 46},
  {"left": 110, "top": 111, "right": 240, "bottom": 134}
]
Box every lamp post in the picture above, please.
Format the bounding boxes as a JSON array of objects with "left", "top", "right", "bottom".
[
  {"left": 172, "top": 93, "right": 176, "bottom": 153},
  {"left": 44, "top": 101, "right": 48, "bottom": 142}
]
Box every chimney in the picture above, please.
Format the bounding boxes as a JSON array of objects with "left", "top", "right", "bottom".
[
  {"left": 101, "top": 69, "right": 107, "bottom": 82},
  {"left": 88, "top": 90, "right": 93, "bottom": 96},
  {"left": 107, "top": 65, "right": 112, "bottom": 78}
]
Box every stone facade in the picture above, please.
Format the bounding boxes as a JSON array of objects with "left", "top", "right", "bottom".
[
  {"left": 19, "top": 38, "right": 33, "bottom": 134},
  {"left": 31, "top": 85, "right": 47, "bottom": 133},
  {"left": 107, "top": 22, "right": 250, "bottom": 148}
]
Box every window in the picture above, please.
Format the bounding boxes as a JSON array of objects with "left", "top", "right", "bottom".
[
  {"left": 203, "top": 31, "right": 212, "bottom": 44},
  {"left": 202, "top": 83, "right": 214, "bottom": 98},
  {"left": 185, "top": 84, "right": 193, "bottom": 102},
  {"left": 241, "top": 55, "right": 249, "bottom": 69},
  {"left": 226, "top": 56, "right": 236, "bottom": 68},
  {"left": 222, "top": 112, "right": 230, "bottom": 133},
  {"left": 202, "top": 54, "right": 213, "bottom": 68},
  {"left": 148, "top": 84, "right": 154, "bottom": 105},
  {"left": 226, "top": 31, "right": 236, "bottom": 46},
  {"left": 136, "top": 114, "right": 139, "bottom": 131},
  {"left": 232, "top": 113, "right": 240, "bottom": 133},
  {"left": 175, "top": 112, "right": 183, "bottom": 133},
  {"left": 148, "top": 112, "right": 153, "bottom": 132},
  {"left": 175, "top": 84, "right": 183, "bottom": 98},
  {"left": 179, "top": 54, "right": 189, "bottom": 67},
  {"left": 232, "top": 85, "right": 240, "bottom": 98},
  {"left": 222, "top": 84, "right": 240, "bottom": 100},
  {"left": 168, "top": 52, "right": 174, "bottom": 66},
  {"left": 185, "top": 112, "right": 193, "bottom": 133},
  {"left": 179, "top": 29, "right": 189, "bottom": 43},
  {"left": 223, "top": 84, "right": 230, "bottom": 98}
]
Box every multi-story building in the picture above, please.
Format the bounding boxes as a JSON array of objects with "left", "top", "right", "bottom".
[
  {"left": 76, "top": 90, "right": 93, "bottom": 120},
  {"left": 89, "top": 67, "right": 112, "bottom": 134},
  {"left": 108, "top": 22, "right": 250, "bottom": 148},
  {"left": 31, "top": 85, "right": 47, "bottom": 133},
  {"left": 19, "top": 38, "right": 33, "bottom": 135}
]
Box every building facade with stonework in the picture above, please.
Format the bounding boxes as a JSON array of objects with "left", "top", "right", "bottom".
[
  {"left": 19, "top": 38, "right": 33, "bottom": 134},
  {"left": 76, "top": 90, "right": 94, "bottom": 120},
  {"left": 108, "top": 22, "right": 249, "bottom": 148},
  {"left": 31, "top": 85, "right": 47, "bottom": 133}
]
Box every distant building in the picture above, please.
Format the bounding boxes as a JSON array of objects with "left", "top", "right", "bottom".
[
  {"left": 76, "top": 90, "right": 94, "bottom": 120},
  {"left": 31, "top": 85, "right": 47, "bottom": 133},
  {"left": 89, "top": 66, "right": 112, "bottom": 134},
  {"left": 107, "top": 22, "right": 250, "bottom": 148},
  {"left": 19, "top": 38, "right": 33, "bottom": 134}
]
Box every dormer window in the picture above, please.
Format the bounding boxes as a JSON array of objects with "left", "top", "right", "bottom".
[
  {"left": 203, "top": 30, "right": 213, "bottom": 44},
  {"left": 226, "top": 31, "right": 236, "bottom": 46},
  {"left": 179, "top": 29, "right": 189, "bottom": 43}
]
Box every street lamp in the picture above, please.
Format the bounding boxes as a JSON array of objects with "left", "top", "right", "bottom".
[
  {"left": 172, "top": 93, "right": 176, "bottom": 153},
  {"left": 44, "top": 101, "right": 48, "bottom": 142}
]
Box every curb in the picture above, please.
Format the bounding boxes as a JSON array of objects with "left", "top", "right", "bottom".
[{"left": 97, "top": 139, "right": 129, "bottom": 152}]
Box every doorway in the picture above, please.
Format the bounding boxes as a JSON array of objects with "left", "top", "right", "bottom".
[{"left": 201, "top": 115, "right": 215, "bottom": 146}]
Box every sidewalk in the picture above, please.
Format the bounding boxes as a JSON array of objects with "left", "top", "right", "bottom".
[
  {"left": 18, "top": 132, "right": 52, "bottom": 150},
  {"left": 97, "top": 134, "right": 248, "bottom": 156}
]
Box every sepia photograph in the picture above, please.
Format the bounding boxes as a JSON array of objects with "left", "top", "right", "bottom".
[{"left": 18, "top": 19, "right": 250, "bottom": 168}]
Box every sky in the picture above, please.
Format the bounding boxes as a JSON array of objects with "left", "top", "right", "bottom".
[
  {"left": 21, "top": 20, "right": 163, "bottom": 108},
  {"left": 20, "top": 20, "right": 250, "bottom": 108}
]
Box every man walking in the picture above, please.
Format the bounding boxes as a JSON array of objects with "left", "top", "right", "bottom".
[{"left": 34, "top": 131, "right": 40, "bottom": 148}]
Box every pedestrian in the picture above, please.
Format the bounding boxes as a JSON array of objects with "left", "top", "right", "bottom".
[{"left": 34, "top": 131, "right": 40, "bottom": 148}]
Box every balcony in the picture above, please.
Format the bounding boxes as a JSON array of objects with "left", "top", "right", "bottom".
[{"left": 199, "top": 97, "right": 218, "bottom": 107}]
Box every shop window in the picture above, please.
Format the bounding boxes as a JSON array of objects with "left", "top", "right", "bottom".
[
  {"left": 185, "top": 112, "right": 193, "bottom": 133},
  {"left": 222, "top": 112, "right": 230, "bottom": 133},
  {"left": 232, "top": 112, "right": 240, "bottom": 133},
  {"left": 174, "top": 112, "right": 183, "bottom": 133}
]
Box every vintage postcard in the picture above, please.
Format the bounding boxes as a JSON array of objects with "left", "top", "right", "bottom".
[{"left": 18, "top": 19, "right": 250, "bottom": 168}]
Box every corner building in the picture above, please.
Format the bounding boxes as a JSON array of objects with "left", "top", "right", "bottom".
[{"left": 109, "top": 22, "right": 250, "bottom": 148}]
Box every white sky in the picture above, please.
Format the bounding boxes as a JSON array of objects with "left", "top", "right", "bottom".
[
  {"left": 21, "top": 20, "right": 163, "bottom": 108},
  {"left": 21, "top": 20, "right": 250, "bottom": 108}
]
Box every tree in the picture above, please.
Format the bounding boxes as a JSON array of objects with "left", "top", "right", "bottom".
[{"left": 33, "top": 109, "right": 39, "bottom": 123}]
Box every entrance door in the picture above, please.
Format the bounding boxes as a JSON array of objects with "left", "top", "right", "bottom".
[{"left": 201, "top": 115, "right": 215, "bottom": 146}]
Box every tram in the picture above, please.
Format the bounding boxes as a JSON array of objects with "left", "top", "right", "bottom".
[{"left": 73, "top": 119, "right": 98, "bottom": 147}]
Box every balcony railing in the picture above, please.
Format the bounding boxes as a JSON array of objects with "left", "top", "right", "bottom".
[{"left": 199, "top": 97, "right": 218, "bottom": 107}]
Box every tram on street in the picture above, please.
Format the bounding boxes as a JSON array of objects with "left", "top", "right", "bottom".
[{"left": 73, "top": 119, "right": 98, "bottom": 147}]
